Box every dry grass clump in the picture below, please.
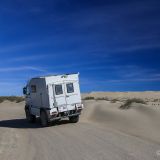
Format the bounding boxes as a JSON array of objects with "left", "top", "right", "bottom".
[
  {"left": 119, "top": 98, "right": 146, "bottom": 109},
  {"left": 0, "top": 96, "right": 24, "bottom": 103},
  {"left": 110, "top": 99, "right": 118, "bottom": 103},
  {"left": 153, "top": 99, "right": 160, "bottom": 102},
  {"left": 83, "top": 96, "right": 95, "bottom": 100},
  {"left": 95, "top": 97, "right": 109, "bottom": 101}
]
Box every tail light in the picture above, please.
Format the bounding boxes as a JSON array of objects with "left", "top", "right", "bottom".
[
  {"left": 76, "top": 103, "right": 83, "bottom": 110},
  {"left": 51, "top": 111, "right": 58, "bottom": 116}
]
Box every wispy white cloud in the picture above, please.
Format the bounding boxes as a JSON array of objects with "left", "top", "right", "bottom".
[
  {"left": 0, "top": 43, "right": 36, "bottom": 54},
  {"left": 0, "top": 66, "right": 47, "bottom": 72},
  {"left": 82, "top": 77, "right": 160, "bottom": 86},
  {"left": 111, "top": 44, "right": 160, "bottom": 53},
  {"left": 0, "top": 40, "right": 54, "bottom": 54},
  {"left": 81, "top": 64, "right": 160, "bottom": 85},
  {"left": 103, "top": 64, "right": 157, "bottom": 80},
  {"left": 0, "top": 82, "right": 19, "bottom": 85},
  {"left": 106, "top": 77, "right": 160, "bottom": 83},
  {"left": 48, "top": 59, "right": 108, "bottom": 70},
  {"left": 7, "top": 54, "right": 52, "bottom": 62}
]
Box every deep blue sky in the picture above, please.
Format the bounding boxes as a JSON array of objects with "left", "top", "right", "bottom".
[{"left": 0, "top": 0, "right": 160, "bottom": 95}]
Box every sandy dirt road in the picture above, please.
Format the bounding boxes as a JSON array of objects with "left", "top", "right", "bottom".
[{"left": 0, "top": 100, "right": 160, "bottom": 160}]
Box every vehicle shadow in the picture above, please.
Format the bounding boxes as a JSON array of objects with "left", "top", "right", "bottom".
[{"left": 0, "top": 118, "right": 70, "bottom": 129}]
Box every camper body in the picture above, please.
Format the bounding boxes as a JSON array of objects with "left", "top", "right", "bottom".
[{"left": 23, "top": 73, "right": 83, "bottom": 126}]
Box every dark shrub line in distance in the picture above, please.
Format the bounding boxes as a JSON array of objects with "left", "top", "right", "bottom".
[{"left": 0, "top": 96, "right": 24, "bottom": 103}]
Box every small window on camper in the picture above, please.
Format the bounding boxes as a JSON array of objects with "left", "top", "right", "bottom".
[
  {"left": 26, "top": 86, "right": 30, "bottom": 95},
  {"left": 66, "top": 83, "right": 74, "bottom": 93},
  {"left": 31, "top": 85, "right": 37, "bottom": 93},
  {"left": 55, "top": 85, "right": 63, "bottom": 95}
]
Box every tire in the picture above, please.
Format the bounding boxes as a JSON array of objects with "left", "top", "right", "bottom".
[
  {"left": 69, "top": 115, "right": 79, "bottom": 123},
  {"left": 40, "top": 110, "right": 49, "bottom": 127},
  {"left": 25, "top": 108, "right": 36, "bottom": 123}
]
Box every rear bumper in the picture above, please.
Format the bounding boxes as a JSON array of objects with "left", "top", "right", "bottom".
[
  {"left": 68, "top": 112, "right": 80, "bottom": 117},
  {"left": 48, "top": 103, "right": 83, "bottom": 122},
  {"left": 48, "top": 110, "right": 82, "bottom": 122}
]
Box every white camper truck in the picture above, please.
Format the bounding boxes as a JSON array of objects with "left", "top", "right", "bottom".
[{"left": 23, "top": 73, "right": 83, "bottom": 127}]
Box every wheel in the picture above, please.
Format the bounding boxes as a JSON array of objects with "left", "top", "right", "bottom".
[
  {"left": 69, "top": 115, "right": 79, "bottom": 123},
  {"left": 25, "top": 108, "right": 36, "bottom": 123},
  {"left": 40, "top": 110, "right": 49, "bottom": 127}
]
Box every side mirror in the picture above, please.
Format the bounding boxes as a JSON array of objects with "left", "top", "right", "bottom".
[{"left": 23, "top": 87, "right": 27, "bottom": 95}]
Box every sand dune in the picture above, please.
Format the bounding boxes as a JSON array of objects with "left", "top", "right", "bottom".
[
  {"left": 82, "top": 100, "right": 160, "bottom": 144},
  {"left": 82, "top": 91, "right": 160, "bottom": 101}
]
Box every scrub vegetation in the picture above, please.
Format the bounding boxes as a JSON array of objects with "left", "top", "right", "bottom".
[
  {"left": 95, "top": 97, "right": 109, "bottom": 101},
  {"left": 110, "top": 99, "right": 119, "bottom": 103},
  {"left": 83, "top": 96, "right": 95, "bottom": 100},
  {"left": 120, "top": 98, "right": 146, "bottom": 109},
  {"left": 0, "top": 96, "right": 24, "bottom": 103}
]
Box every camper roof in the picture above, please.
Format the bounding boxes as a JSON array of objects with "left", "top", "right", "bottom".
[{"left": 32, "top": 73, "right": 79, "bottom": 79}]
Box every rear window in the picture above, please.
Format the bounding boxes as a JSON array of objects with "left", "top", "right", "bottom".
[
  {"left": 55, "top": 85, "right": 63, "bottom": 95},
  {"left": 31, "top": 85, "right": 37, "bottom": 93},
  {"left": 66, "top": 83, "right": 74, "bottom": 93}
]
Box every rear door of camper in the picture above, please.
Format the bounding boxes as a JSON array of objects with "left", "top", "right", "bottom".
[
  {"left": 64, "top": 80, "right": 81, "bottom": 110},
  {"left": 53, "top": 83, "right": 67, "bottom": 112},
  {"left": 53, "top": 80, "right": 81, "bottom": 112}
]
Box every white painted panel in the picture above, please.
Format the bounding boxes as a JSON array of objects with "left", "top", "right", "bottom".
[
  {"left": 53, "top": 83, "right": 67, "bottom": 112},
  {"left": 65, "top": 81, "right": 81, "bottom": 104}
]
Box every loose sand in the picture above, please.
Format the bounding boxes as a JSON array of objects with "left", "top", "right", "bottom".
[{"left": 0, "top": 92, "right": 160, "bottom": 160}]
